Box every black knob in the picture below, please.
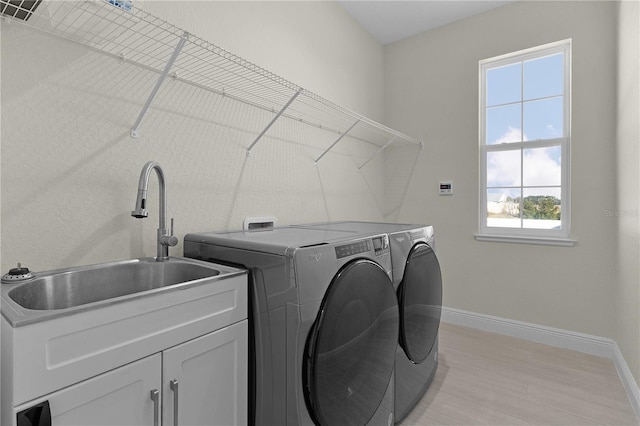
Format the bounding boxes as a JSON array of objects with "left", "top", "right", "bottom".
[
  {"left": 8, "top": 263, "right": 30, "bottom": 276},
  {"left": 10, "top": 267, "right": 29, "bottom": 276},
  {"left": 2, "top": 263, "right": 35, "bottom": 284}
]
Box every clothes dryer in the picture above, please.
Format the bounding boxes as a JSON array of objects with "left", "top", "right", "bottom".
[
  {"left": 184, "top": 227, "right": 399, "bottom": 426},
  {"left": 291, "top": 222, "right": 442, "bottom": 423}
]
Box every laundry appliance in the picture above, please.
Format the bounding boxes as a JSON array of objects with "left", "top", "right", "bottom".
[
  {"left": 291, "top": 222, "right": 442, "bottom": 423},
  {"left": 184, "top": 227, "right": 399, "bottom": 426}
]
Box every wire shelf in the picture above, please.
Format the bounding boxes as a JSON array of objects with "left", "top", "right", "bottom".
[{"left": 1, "top": 0, "right": 422, "bottom": 160}]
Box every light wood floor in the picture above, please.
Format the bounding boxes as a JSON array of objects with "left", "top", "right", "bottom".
[{"left": 399, "top": 322, "right": 638, "bottom": 425}]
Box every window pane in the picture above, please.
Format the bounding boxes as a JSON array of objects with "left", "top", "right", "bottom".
[
  {"left": 487, "top": 150, "right": 521, "bottom": 187},
  {"left": 523, "top": 97, "right": 563, "bottom": 140},
  {"left": 487, "top": 188, "right": 521, "bottom": 228},
  {"left": 523, "top": 146, "right": 561, "bottom": 186},
  {"left": 524, "top": 53, "right": 563, "bottom": 100},
  {"left": 486, "top": 104, "right": 521, "bottom": 144},
  {"left": 522, "top": 187, "right": 561, "bottom": 230},
  {"left": 486, "top": 63, "right": 521, "bottom": 106},
  {"left": 480, "top": 41, "right": 570, "bottom": 238}
]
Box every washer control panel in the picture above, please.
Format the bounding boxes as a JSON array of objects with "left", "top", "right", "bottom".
[
  {"left": 372, "top": 235, "right": 390, "bottom": 256},
  {"left": 335, "top": 240, "right": 369, "bottom": 259},
  {"left": 335, "top": 235, "right": 389, "bottom": 259}
]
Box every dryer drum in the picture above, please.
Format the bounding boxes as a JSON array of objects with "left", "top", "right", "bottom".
[
  {"left": 304, "top": 259, "right": 399, "bottom": 426},
  {"left": 398, "top": 242, "right": 443, "bottom": 364}
]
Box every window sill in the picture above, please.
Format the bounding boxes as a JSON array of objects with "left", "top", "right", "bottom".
[{"left": 474, "top": 234, "right": 577, "bottom": 247}]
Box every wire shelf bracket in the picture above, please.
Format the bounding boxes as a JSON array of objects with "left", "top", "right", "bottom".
[
  {"left": 314, "top": 119, "right": 360, "bottom": 165},
  {"left": 130, "top": 31, "right": 189, "bottom": 138},
  {"left": 358, "top": 137, "right": 397, "bottom": 170},
  {"left": 246, "top": 88, "right": 302, "bottom": 156}
]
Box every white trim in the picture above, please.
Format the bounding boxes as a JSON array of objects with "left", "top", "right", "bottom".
[
  {"left": 613, "top": 342, "right": 640, "bottom": 419},
  {"left": 478, "top": 38, "right": 573, "bottom": 66},
  {"left": 441, "top": 307, "right": 640, "bottom": 421},
  {"left": 474, "top": 233, "right": 577, "bottom": 247},
  {"left": 441, "top": 307, "right": 612, "bottom": 357}
]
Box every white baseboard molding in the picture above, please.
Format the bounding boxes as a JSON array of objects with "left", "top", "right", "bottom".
[
  {"left": 441, "top": 307, "right": 614, "bottom": 356},
  {"left": 441, "top": 306, "right": 640, "bottom": 420},
  {"left": 613, "top": 341, "right": 640, "bottom": 419}
]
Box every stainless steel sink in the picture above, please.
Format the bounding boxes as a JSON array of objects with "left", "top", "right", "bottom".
[
  {"left": 1, "top": 257, "right": 245, "bottom": 326},
  {"left": 8, "top": 258, "right": 220, "bottom": 310}
]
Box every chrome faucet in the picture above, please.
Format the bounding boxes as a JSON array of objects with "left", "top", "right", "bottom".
[{"left": 131, "top": 161, "right": 178, "bottom": 261}]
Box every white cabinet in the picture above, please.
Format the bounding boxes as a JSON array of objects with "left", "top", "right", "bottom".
[
  {"left": 15, "top": 354, "right": 161, "bottom": 426},
  {"left": 13, "top": 320, "right": 248, "bottom": 426},
  {"left": 3, "top": 270, "right": 249, "bottom": 426},
  {"left": 163, "top": 320, "right": 248, "bottom": 426}
]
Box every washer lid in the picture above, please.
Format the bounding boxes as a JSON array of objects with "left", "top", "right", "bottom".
[
  {"left": 304, "top": 259, "right": 399, "bottom": 426},
  {"left": 398, "top": 242, "right": 442, "bottom": 363}
]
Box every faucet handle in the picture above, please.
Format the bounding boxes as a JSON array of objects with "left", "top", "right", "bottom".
[
  {"left": 162, "top": 235, "right": 179, "bottom": 247},
  {"left": 160, "top": 218, "right": 179, "bottom": 247},
  {"left": 168, "top": 218, "right": 178, "bottom": 246}
]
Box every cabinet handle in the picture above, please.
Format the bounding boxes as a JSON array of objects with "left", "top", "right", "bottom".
[
  {"left": 170, "top": 379, "right": 179, "bottom": 426},
  {"left": 150, "top": 389, "right": 159, "bottom": 426}
]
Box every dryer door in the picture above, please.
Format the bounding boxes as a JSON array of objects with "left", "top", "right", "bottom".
[
  {"left": 304, "top": 259, "right": 399, "bottom": 426},
  {"left": 398, "top": 242, "right": 442, "bottom": 363}
]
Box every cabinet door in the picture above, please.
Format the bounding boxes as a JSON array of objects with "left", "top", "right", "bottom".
[
  {"left": 15, "top": 354, "right": 161, "bottom": 426},
  {"left": 163, "top": 320, "right": 248, "bottom": 426}
]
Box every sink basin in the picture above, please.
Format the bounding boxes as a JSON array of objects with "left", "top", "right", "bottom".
[{"left": 6, "top": 257, "right": 222, "bottom": 311}]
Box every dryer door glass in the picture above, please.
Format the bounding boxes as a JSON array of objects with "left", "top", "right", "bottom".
[
  {"left": 304, "top": 259, "right": 399, "bottom": 426},
  {"left": 398, "top": 242, "right": 442, "bottom": 363}
]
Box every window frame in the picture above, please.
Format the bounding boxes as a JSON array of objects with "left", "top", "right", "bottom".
[{"left": 476, "top": 39, "right": 575, "bottom": 246}]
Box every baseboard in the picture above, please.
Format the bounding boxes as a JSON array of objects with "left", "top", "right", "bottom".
[
  {"left": 441, "top": 307, "right": 614, "bottom": 357},
  {"left": 441, "top": 306, "right": 640, "bottom": 420},
  {"left": 613, "top": 341, "right": 640, "bottom": 419}
]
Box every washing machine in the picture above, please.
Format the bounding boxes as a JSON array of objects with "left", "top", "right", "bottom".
[
  {"left": 184, "top": 227, "right": 399, "bottom": 426},
  {"left": 291, "top": 222, "right": 442, "bottom": 423}
]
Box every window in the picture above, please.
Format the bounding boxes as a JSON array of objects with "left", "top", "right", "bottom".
[{"left": 477, "top": 40, "right": 574, "bottom": 246}]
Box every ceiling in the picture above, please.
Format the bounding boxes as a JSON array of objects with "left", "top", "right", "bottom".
[{"left": 337, "top": 0, "right": 516, "bottom": 45}]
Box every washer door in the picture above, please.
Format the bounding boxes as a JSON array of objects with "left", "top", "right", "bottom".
[
  {"left": 398, "top": 242, "right": 442, "bottom": 363},
  {"left": 304, "top": 259, "right": 399, "bottom": 426}
]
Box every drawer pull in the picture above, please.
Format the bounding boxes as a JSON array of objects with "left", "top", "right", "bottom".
[
  {"left": 150, "top": 389, "right": 159, "bottom": 426},
  {"left": 170, "top": 379, "right": 179, "bottom": 426}
]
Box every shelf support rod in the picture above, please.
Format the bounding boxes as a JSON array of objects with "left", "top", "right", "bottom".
[
  {"left": 314, "top": 119, "right": 360, "bottom": 164},
  {"left": 130, "top": 31, "right": 189, "bottom": 138},
  {"left": 246, "top": 88, "right": 303, "bottom": 155},
  {"left": 357, "top": 137, "right": 397, "bottom": 170}
]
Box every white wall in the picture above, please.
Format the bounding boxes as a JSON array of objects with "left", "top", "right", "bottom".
[
  {"left": 616, "top": 0, "right": 640, "bottom": 385},
  {"left": 0, "top": 1, "right": 386, "bottom": 272},
  {"left": 384, "top": 0, "right": 619, "bottom": 340}
]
